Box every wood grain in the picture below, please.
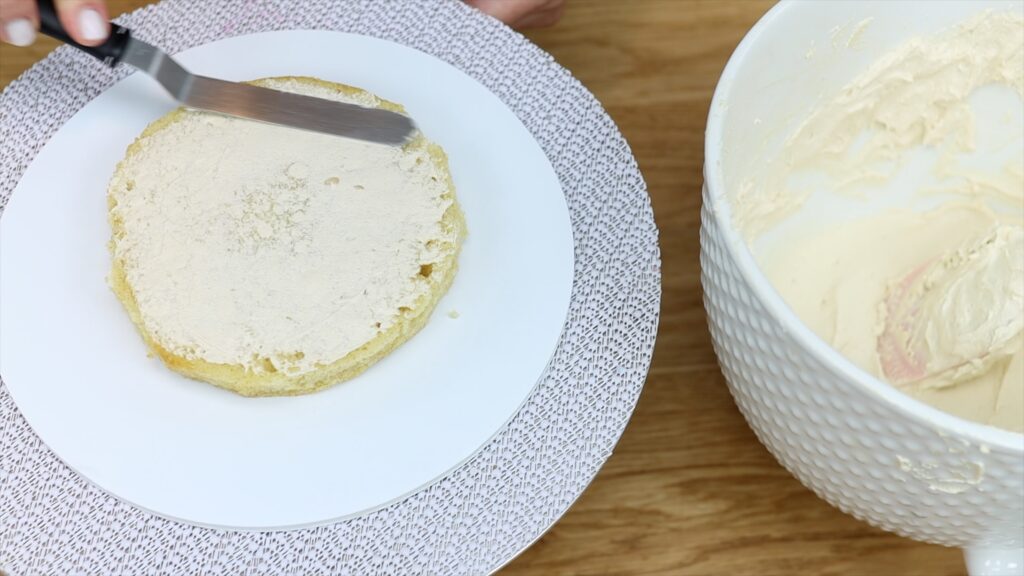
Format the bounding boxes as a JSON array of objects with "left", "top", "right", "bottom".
[{"left": 0, "top": 1, "right": 963, "bottom": 574}]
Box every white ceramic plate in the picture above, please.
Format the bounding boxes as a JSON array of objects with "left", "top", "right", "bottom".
[{"left": 0, "top": 30, "right": 574, "bottom": 529}]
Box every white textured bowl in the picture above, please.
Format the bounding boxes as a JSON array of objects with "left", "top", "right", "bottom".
[{"left": 701, "top": 1, "right": 1024, "bottom": 574}]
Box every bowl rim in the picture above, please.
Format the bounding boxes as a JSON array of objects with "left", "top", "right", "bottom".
[{"left": 703, "top": 0, "right": 1024, "bottom": 452}]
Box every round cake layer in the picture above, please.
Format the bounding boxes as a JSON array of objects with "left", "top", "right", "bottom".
[{"left": 107, "top": 76, "right": 465, "bottom": 396}]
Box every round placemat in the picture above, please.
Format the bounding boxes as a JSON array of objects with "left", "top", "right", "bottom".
[{"left": 0, "top": 0, "right": 660, "bottom": 573}]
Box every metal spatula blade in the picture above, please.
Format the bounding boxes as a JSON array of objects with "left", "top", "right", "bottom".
[
  {"left": 120, "top": 37, "right": 415, "bottom": 145},
  {"left": 36, "top": 0, "right": 415, "bottom": 145}
]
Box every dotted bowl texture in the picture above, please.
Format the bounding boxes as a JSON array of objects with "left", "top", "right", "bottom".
[{"left": 700, "top": 182, "right": 1024, "bottom": 550}]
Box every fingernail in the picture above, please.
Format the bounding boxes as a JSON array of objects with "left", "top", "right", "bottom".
[
  {"left": 79, "top": 8, "right": 107, "bottom": 42},
  {"left": 4, "top": 19, "right": 36, "bottom": 47}
]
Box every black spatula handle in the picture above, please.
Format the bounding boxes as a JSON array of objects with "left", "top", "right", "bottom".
[{"left": 36, "top": 0, "right": 132, "bottom": 66}]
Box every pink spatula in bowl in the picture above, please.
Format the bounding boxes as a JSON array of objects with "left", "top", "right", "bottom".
[{"left": 877, "top": 224, "right": 1023, "bottom": 389}]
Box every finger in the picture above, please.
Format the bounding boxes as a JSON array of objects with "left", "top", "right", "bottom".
[
  {"left": 465, "top": 0, "right": 564, "bottom": 30},
  {"left": 0, "top": 0, "right": 39, "bottom": 46},
  {"left": 468, "top": 0, "right": 524, "bottom": 23},
  {"left": 54, "top": 0, "right": 109, "bottom": 46},
  {"left": 512, "top": 5, "right": 564, "bottom": 29},
  {"left": 465, "top": 0, "right": 536, "bottom": 26}
]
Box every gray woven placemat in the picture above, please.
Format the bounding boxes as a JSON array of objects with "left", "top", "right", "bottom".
[{"left": 0, "top": 0, "right": 660, "bottom": 573}]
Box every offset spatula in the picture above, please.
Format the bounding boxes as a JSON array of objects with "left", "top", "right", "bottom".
[{"left": 35, "top": 0, "right": 415, "bottom": 145}]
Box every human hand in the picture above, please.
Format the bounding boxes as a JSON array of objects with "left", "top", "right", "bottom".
[
  {"left": 0, "top": 0, "right": 109, "bottom": 46},
  {"left": 0, "top": 0, "right": 562, "bottom": 48},
  {"left": 465, "top": 0, "right": 565, "bottom": 29}
]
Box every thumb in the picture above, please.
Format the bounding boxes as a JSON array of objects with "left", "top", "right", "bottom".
[{"left": 464, "top": 0, "right": 531, "bottom": 25}]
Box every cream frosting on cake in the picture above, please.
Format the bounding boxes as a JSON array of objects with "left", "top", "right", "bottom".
[{"left": 108, "top": 77, "right": 464, "bottom": 396}]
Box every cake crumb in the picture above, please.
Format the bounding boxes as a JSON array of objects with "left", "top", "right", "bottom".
[{"left": 447, "top": 309, "right": 460, "bottom": 319}]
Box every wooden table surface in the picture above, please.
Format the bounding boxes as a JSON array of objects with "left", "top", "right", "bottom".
[{"left": 0, "top": 1, "right": 965, "bottom": 574}]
